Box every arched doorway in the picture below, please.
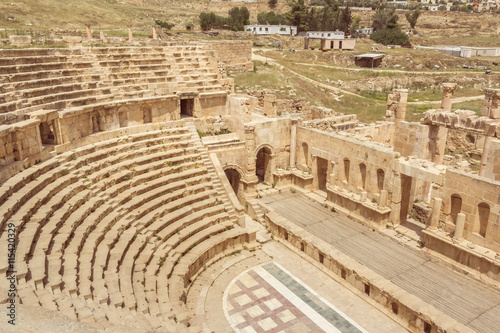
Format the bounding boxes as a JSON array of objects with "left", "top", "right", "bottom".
[
  {"left": 476, "top": 202, "right": 490, "bottom": 238},
  {"left": 256, "top": 146, "right": 273, "bottom": 183},
  {"left": 224, "top": 168, "right": 241, "bottom": 196},
  {"left": 301, "top": 142, "right": 309, "bottom": 169}
]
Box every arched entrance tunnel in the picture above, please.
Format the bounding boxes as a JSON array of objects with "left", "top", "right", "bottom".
[
  {"left": 256, "top": 147, "right": 273, "bottom": 183},
  {"left": 224, "top": 168, "right": 241, "bottom": 196}
]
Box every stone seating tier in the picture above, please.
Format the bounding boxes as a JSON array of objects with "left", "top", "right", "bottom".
[
  {"left": 0, "top": 46, "right": 225, "bottom": 123},
  {"left": 0, "top": 123, "right": 251, "bottom": 329}
]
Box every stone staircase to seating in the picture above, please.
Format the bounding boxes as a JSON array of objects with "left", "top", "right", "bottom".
[
  {"left": 0, "top": 122, "right": 254, "bottom": 330},
  {"left": 0, "top": 46, "right": 226, "bottom": 124}
]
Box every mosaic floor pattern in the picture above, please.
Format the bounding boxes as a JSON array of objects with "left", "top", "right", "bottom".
[{"left": 224, "top": 262, "right": 369, "bottom": 333}]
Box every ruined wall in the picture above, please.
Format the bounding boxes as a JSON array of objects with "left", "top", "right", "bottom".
[
  {"left": 198, "top": 92, "right": 228, "bottom": 117},
  {"left": 301, "top": 115, "right": 357, "bottom": 131},
  {"left": 253, "top": 118, "right": 292, "bottom": 169},
  {"left": 204, "top": 40, "right": 253, "bottom": 72},
  {"left": 441, "top": 168, "right": 500, "bottom": 251},
  {"left": 348, "top": 121, "right": 396, "bottom": 145},
  {"left": 59, "top": 97, "right": 179, "bottom": 143},
  {"left": 394, "top": 121, "right": 430, "bottom": 159},
  {"left": 484, "top": 139, "right": 500, "bottom": 181},
  {"left": 228, "top": 95, "right": 259, "bottom": 140},
  {"left": 0, "top": 119, "right": 42, "bottom": 167},
  {"left": 297, "top": 127, "right": 398, "bottom": 201}
]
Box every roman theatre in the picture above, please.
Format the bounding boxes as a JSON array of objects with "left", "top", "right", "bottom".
[{"left": 1, "top": 39, "right": 500, "bottom": 333}]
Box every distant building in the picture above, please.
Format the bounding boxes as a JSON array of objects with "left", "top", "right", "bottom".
[
  {"left": 244, "top": 25, "right": 297, "bottom": 36},
  {"left": 304, "top": 31, "right": 356, "bottom": 51},
  {"left": 357, "top": 27, "right": 374, "bottom": 35},
  {"left": 478, "top": 0, "right": 500, "bottom": 11},
  {"left": 353, "top": 54, "right": 385, "bottom": 67},
  {"left": 414, "top": 45, "right": 500, "bottom": 58},
  {"left": 386, "top": 0, "right": 408, "bottom": 5},
  {"left": 306, "top": 31, "right": 345, "bottom": 39}
]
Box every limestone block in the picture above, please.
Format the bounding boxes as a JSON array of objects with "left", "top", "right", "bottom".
[{"left": 9, "top": 35, "right": 32, "bottom": 46}]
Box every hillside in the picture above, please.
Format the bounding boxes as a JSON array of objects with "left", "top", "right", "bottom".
[
  {"left": 0, "top": 1, "right": 498, "bottom": 47},
  {"left": 0, "top": 0, "right": 290, "bottom": 32}
]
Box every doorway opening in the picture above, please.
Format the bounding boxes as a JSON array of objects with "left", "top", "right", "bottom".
[
  {"left": 180, "top": 99, "right": 194, "bottom": 117},
  {"left": 399, "top": 174, "right": 413, "bottom": 223},
  {"left": 39, "top": 122, "right": 56, "bottom": 145},
  {"left": 317, "top": 157, "right": 328, "bottom": 191},
  {"left": 256, "top": 147, "right": 272, "bottom": 183},
  {"left": 224, "top": 168, "right": 241, "bottom": 196}
]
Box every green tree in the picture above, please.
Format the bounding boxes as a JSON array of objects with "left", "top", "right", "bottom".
[
  {"left": 228, "top": 7, "right": 250, "bottom": 31},
  {"left": 370, "top": 28, "right": 409, "bottom": 45},
  {"left": 257, "top": 11, "right": 287, "bottom": 25},
  {"left": 269, "top": 0, "right": 278, "bottom": 9},
  {"left": 370, "top": 7, "right": 409, "bottom": 45},
  {"left": 339, "top": 4, "right": 353, "bottom": 34},
  {"left": 286, "top": 0, "right": 309, "bottom": 33},
  {"left": 199, "top": 12, "right": 227, "bottom": 31},
  {"left": 155, "top": 20, "right": 174, "bottom": 31},
  {"left": 350, "top": 15, "right": 361, "bottom": 36},
  {"left": 372, "top": 7, "right": 395, "bottom": 31},
  {"left": 405, "top": 9, "right": 421, "bottom": 29}
]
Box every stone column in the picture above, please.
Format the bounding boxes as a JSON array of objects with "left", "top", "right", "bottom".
[
  {"left": 385, "top": 89, "right": 408, "bottom": 123},
  {"left": 304, "top": 37, "right": 309, "bottom": 49},
  {"left": 99, "top": 31, "right": 105, "bottom": 41},
  {"left": 379, "top": 190, "right": 388, "bottom": 208},
  {"left": 290, "top": 119, "right": 298, "bottom": 169},
  {"left": 454, "top": 212, "right": 466, "bottom": 239},
  {"left": 243, "top": 125, "right": 259, "bottom": 196},
  {"left": 152, "top": 25, "right": 158, "bottom": 40},
  {"left": 482, "top": 89, "right": 500, "bottom": 118},
  {"left": 479, "top": 135, "right": 492, "bottom": 177},
  {"left": 440, "top": 83, "right": 457, "bottom": 112},
  {"left": 429, "top": 197, "right": 442, "bottom": 229},
  {"left": 128, "top": 25, "right": 133, "bottom": 43},
  {"left": 85, "top": 24, "right": 92, "bottom": 40},
  {"left": 329, "top": 162, "right": 336, "bottom": 186},
  {"left": 311, "top": 155, "right": 318, "bottom": 190},
  {"left": 263, "top": 94, "right": 277, "bottom": 117},
  {"left": 429, "top": 125, "right": 448, "bottom": 164},
  {"left": 395, "top": 89, "right": 408, "bottom": 123}
]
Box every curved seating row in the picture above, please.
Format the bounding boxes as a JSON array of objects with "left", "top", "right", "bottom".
[
  {"left": 0, "top": 123, "right": 251, "bottom": 330},
  {"left": 0, "top": 45, "right": 225, "bottom": 123}
]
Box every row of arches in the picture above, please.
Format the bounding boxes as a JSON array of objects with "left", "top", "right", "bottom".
[
  {"left": 450, "top": 194, "right": 490, "bottom": 238},
  {"left": 343, "top": 158, "right": 385, "bottom": 193}
]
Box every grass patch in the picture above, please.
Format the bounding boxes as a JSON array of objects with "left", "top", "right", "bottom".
[{"left": 452, "top": 99, "right": 484, "bottom": 115}]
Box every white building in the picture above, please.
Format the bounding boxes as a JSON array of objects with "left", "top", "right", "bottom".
[
  {"left": 357, "top": 27, "right": 374, "bottom": 35},
  {"left": 306, "top": 31, "right": 345, "bottom": 39},
  {"left": 386, "top": 1, "right": 408, "bottom": 5},
  {"left": 245, "top": 25, "right": 297, "bottom": 36}
]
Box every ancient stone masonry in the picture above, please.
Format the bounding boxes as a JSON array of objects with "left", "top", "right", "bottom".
[
  {"left": 385, "top": 88, "right": 408, "bottom": 123},
  {"left": 422, "top": 87, "right": 500, "bottom": 178},
  {"left": 1, "top": 44, "right": 500, "bottom": 333},
  {"left": 202, "top": 40, "right": 253, "bottom": 72},
  {"left": 0, "top": 45, "right": 236, "bottom": 171}
]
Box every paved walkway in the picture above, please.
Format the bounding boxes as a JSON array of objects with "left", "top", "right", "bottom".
[
  {"left": 190, "top": 234, "right": 406, "bottom": 332},
  {"left": 259, "top": 192, "right": 500, "bottom": 333},
  {"left": 225, "top": 262, "right": 368, "bottom": 333}
]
